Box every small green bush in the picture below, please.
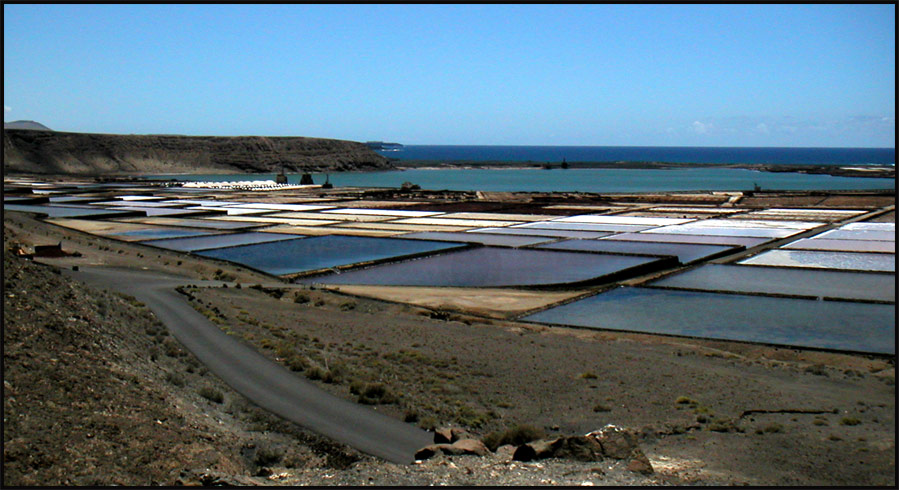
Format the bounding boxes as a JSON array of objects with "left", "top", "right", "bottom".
[
  {"left": 418, "top": 416, "right": 439, "bottom": 431},
  {"left": 580, "top": 372, "right": 598, "bottom": 379},
  {"left": 840, "top": 417, "right": 861, "bottom": 426},
  {"left": 286, "top": 355, "right": 307, "bottom": 372},
  {"left": 592, "top": 404, "right": 612, "bottom": 413},
  {"left": 254, "top": 447, "right": 283, "bottom": 466},
  {"left": 199, "top": 387, "right": 224, "bottom": 404},
  {"left": 357, "top": 383, "right": 397, "bottom": 405},
  {"left": 165, "top": 372, "right": 185, "bottom": 387},
  {"left": 403, "top": 410, "right": 420, "bottom": 423}
]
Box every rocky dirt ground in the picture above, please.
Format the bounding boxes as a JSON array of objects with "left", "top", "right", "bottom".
[{"left": 3, "top": 190, "right": 896, "bottom": 486}]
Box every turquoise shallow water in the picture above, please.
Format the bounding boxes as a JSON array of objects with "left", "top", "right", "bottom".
[
  {"left": 378, "top": 145, "right": 896, "bottom": 166},
  {"left": 147, "top": 167, "right": 895, "bottom": 193}
]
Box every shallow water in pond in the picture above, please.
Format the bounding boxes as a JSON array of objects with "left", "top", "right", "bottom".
[
  {"left": 302, "top": 247, "right": 669, "bottom": 287},
  {"left": 115, "top": 228, "right": 216, "bottom": 240},
  {"left": 4, "top": 204, "right": 135, "bottom": 219},
  {"left": 601, "top": 232, "right": 770, "bottom": 248},
  {"left": 196, "top": 235, "right": 465, "bottom": 276},
  {"left": 523, "top": 287, "right": 895, "bottom": 354},
  {"left": 143, "top": 232, "right": 297, "bottom": 252},
  {"left": 649, "top": 264, "right": 895, "bottom": 302},
  {"left": 398, "top": 231, "right": 556, "bottom": 247},
  {"left": 783, "top": 238, "right": 895, "bottom": 254},
  {"left": 537, "top": 239, "right": 737, "bottom": 264},
  {"left": 739, "top": 249, "right": 895, "bottom": 272}
]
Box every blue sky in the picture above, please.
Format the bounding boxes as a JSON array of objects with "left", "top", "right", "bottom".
[{"left": 3, "top": 4, "right": 895, "bottom": 147}]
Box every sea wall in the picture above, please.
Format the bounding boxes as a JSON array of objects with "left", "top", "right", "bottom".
[{"left": 3, "top": 129, "right": 393, "bottom": 176}]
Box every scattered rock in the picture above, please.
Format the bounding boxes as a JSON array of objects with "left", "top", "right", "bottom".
[
  {"left": 415, "top": 439, "right": 489, "bottom": 460},
  {"left": 451, "top": 438, "right": 489, "bottom": 457},
  {"left": 513, "top": 435, "right": 603, "bottom": 462},
  {"left": 552, "top": 436, "right": 604, "bottom": 462},
  {"left": 626, "top": 450, "right": 654, "bottom": 475},
  {"left": 586, "top": 425, "right": 640, "bottom": 460},
  {"left": 434, "top": 427, "right": 474, "bottom": 444}
]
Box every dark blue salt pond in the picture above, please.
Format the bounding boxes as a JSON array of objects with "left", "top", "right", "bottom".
[
  {"left": 197, "top": 235, "right": 465, "bottom": 276},
  {"left": 303, "top": 247, "right": 671, "bottom": 287},
  {"left": 649, "top": 264, "right": 895, "bottom": 303},
  {"left": 523, "top": 287, "right": 895, "bottom": 354},
  {"left": 537, "top": 239, "right": 737, "bottom": 265},
  {"left": 143, "top": 232, "right": 298, "bottom": 252}
]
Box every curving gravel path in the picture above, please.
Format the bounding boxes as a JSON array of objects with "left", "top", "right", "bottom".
[{"left": 64, "top": 266, "right": 433, "bottom": 464}]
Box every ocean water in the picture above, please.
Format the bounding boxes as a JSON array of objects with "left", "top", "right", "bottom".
[
  {"left": 378, "top": 145, "right": 895, "bottom": 165},
  {"left": 146, "top": 144, "right": 895, "bottom": 193},
  {"left": 150, "top": 167, "right": 895, "bottom": 193}
]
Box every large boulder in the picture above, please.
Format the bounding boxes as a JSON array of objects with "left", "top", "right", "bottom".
[
  {"left": 433, "top": 427, "right": 474, "bottom": 444},
  {"left": 414, "top": 438, "right": 490, "bottom": 460},
  {"left": 451, "top": 438, "right": 489, "bottom": 457},
  {"left": 626, "top": 451, "right": 655, "bottom": 475},
  {"left": 552, "top": 435, "right": 604, "bottom": 462},
  {"left": 586, "top": 425, "right": 640, "bottom": 460},
  {"left": 512, "top": 436, "right": 603, "bottom": 462}
]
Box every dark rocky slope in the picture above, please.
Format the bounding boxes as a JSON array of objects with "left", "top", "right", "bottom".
[{"left": 3, "top": 129, "right": 392, "bottom": 176}]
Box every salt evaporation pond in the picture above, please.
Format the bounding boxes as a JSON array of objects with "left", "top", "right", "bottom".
[
  {"left": 523, "top": 287, "right": 895, "bottom": 354},
  {"left": 603, "top": 232, "right": 770, "bottom": 248},
  {"left": 124, "top": 217, "right": 271, "bottom": 230},
  {"left": 303, "top": 247, "right": 672, "bottom": 287},
  {"left": 4, "top": 204, "right": 136, "bottom": 219},
  {"left": 398, "top": 231, "right": 557, "bottom": 247},
  {"left": 739, "top": 250, "right": 895, "bottom": 272},
  {"left": 115, "top": 228, "right": 216, "bottom": 240},
  {"left": 783, "top": 238, "right": 895, "bottom": 254},
  {"left": 512, "top": 221, "right": 654, "bottom": 233},
  {"left": 468, "top": 227, "right": 612, "bottom": 239},
  {"left": 643, "top": 225, "right": 799, "bottom": 238},
  {"left": 143, "top": 231, "right": 297, "bottom": 252},
  {"left": 536, "top": 239, "right": 737, "bottom": 265},
  {"left": 813, "top": 229, "right": 896, "bottom": 242},
  {"left": 649, "top": 264, "right": 896, "bottom": 302},
  {"left": 196, "top": 235, "right": 465, "bottom": 276}
]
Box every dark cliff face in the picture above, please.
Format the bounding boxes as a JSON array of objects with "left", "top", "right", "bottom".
[{"left": 3, "top": 129, "right": 393, "bottom": 176}]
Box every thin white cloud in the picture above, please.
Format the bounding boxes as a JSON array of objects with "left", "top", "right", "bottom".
[
  {"left": 691, "top": 121, "right": 709, "bottom": 134},
  {"left": 4, "top": 105, "right": 10, "bottom": 113},
  {"left": 755, "top": 123, "right": 769, "bottom": 134}
]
